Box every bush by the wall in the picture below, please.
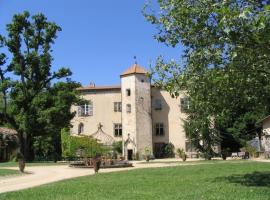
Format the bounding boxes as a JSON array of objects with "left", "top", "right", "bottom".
[
  {"left": 61, "top": 128, "right": 108, "bottom": 158},
  {"left": 112, "top": 141, "right": 122, "bottom": 154}
]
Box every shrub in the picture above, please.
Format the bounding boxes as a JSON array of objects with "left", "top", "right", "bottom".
[
  {"left": 221, "top": 148, "right": 230, "bottom": 160},
  {"left": 112, "top": 141, "right": 122, "bottom": 154},
  {"left": 61, "top": 128, "right": 107, "bottom": 158},
  {"left": 135, "top": 152, "right": 140, "bottom": 160},
  {"left": 164, "top": 143, "right": 175, "bottom": 158},
  {"left": 144, "top": 147, "right": 151, "bottom": 162},
  {"left": 241, "top": 144, "right": 257, "bottom": 158},
  {"left": 154, "top": 143, "right": 176, "bottom": 158},
  {"left": 176, "top": 148, "right": 187, "bottom": 161}
]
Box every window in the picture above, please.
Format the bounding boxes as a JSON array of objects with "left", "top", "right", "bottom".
[
  {"left": 78, "top": 102, "right": 93, "bottom": 116},
  {"left": 114, "top": 124, "right": 122, "bottom": 137},
  {"left": 180, "top": 97, "right": 190, "bottom": 112},
  {"left": 126, "top": 89, "right": 131, "bottom": 96},
  {"left": 78, "top": 123, "right": 84, "bottom": 135},
  {"left": 155, "top": 123, "right": 164, "bottom": 136},
  {"left": 154, "top": 99, "right": 162, "bottom": 110},
  {"left": 114, "top": 102, "right": 122, "bottom": 112},
  {"left": 126, "top": 104, "right": 131, "bottom": 113}
]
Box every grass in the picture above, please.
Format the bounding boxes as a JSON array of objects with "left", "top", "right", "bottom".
[
  {"left": 139, "top": 159, "right": 234, "bottom": 164},
  {"left": 1, "top": 160, "right": 270, "bottom": 200},
  {"left": 0, "top": 161, "right": 68, "bottom": 168},
  {"left": 0, "top": 169, "right": 19, "bottom": 177}
]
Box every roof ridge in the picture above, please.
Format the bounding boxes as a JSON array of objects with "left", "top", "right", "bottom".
[{"left": 121, "top": 63, "right": 147, "bottom": 76}]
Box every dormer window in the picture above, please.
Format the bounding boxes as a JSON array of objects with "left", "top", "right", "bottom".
[{"left": 126, "top": 89, "right": 131, "bottom": 96}]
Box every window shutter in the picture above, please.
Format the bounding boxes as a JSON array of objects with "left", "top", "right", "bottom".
[
  {"left": 78, "top": 106, "right": 82, "bottom": 116},
  {"left": 119, "top": 103, "right": 122, "bottom": 112},
  {"left": 114, "top": 102, "right": 117, "bottom": 112},
  {"left": 89, "top": 102, "right": 93, "bottom": 116}
]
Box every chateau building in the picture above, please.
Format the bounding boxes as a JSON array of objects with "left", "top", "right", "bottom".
[{"left": 70, "top": 64, "right": 192, "bottom": 160}]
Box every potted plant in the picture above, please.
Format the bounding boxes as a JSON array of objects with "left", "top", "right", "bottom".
[
  {"left": 144, "top": 147, "right": 151, "bottom": 162},
  {"left": 176, "top": 148, "right": 187, "bottom": 162},
  {"left": 17, "top": 152, "right": 25, "bottom": 173}
]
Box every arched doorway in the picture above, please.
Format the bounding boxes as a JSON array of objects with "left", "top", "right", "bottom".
[{"left": 124, "top": 134, "right": 136, "bottom": 160}]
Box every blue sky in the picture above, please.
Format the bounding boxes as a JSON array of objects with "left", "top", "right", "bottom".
[{"left": 0, "top": 0, "right": 181, "bottom": 86}]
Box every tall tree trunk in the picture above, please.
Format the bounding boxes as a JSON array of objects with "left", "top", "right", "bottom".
[
  {"left": 18, "top": 132, "right": 25, "bottom": 156},
  {"left": 18, "top": 132, "right": 34, "bottom": 161}
]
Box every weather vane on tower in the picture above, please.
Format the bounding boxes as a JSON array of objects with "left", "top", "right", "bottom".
[{"left": 133, "top": 56, "right": 137, "bottom": 64}]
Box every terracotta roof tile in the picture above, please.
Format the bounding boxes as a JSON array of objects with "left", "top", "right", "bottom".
[
  {"left": 121, "top": 64, "right": 148, "bottom": 76},
  {"left": 0, "top": 127, "right": 17, "bottom": 135},
  {"left": 77, "top": 85, "right": 121, "bottom": 91},
  {"left": 259, "top": 115, "right": 270, "bottom": 123}
]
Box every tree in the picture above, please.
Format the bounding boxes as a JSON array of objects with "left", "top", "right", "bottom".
[
  {"left": 144, "top": 1, "right": 270, "bottom": 157},
  {"left": 0, "top": 11, "right": 81, "bottom": 161}
]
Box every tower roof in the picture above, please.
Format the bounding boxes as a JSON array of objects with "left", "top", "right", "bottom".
[{"left": 121, "top": 64, "right": 148, "bottom": 77}]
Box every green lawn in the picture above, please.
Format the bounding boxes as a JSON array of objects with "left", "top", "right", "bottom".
[
  {"left": 0, "top": 169, "right": 19, "bottom": 177},
  {"left": 0, "top": 161, "right": 67, "bottom": 168},
  {"left": 1, "top": 161, "right": 270, "bottom": 200}
]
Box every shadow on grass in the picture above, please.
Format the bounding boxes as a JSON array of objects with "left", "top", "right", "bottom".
[{"left": 216, "top": 171, "right": 270, "bottom": 187}]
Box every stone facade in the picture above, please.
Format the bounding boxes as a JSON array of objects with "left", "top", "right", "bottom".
[{"left": 70, "top": 64, "right": 190, "bottom": 159}]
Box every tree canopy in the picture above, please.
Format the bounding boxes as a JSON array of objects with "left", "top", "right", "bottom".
[
  {"left": 144, "top": 0, "right": 270, "bottom": 157},
  {"left": 0, "top": 11, "right": 81, "bottom": 160}
]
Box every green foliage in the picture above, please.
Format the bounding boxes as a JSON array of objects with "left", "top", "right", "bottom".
[
  {"left": 144, "top": 147, "right": 151, "bottom": 155},
  {"left": 184, "top": 114, "right": 220, "bottom": 160},
  {"left": 0, "top": 11, "right": 81, "bottom": 160},
  {"left": 61, "top": 129, "right": 107, "bottom": 158},
  {"left": 16, "top": 152, "right": 24, "bottom": 160},
  {"left": 144, "top": 1, "right": 270, "bottom": 157},
  {"left": 153, "top": 142, "right": 175, "bottom": 158},
  {"left": 241, "top": 144, "right": 257, "bottom": 158},
  {"left": 144, "top": 147, "right": 151, "bottom": 161},
  {"left": 164, "top": 142, "right": 175, "bottom": 158},
  {"left": 135, "top": 152, "right": 140, "bottom": 160},
  {"left": 61, "top": 128, "right": 71, "bottom": 157},
  {"left": 112, "top": 141, "right": 122, "bottom": 154},
  {"left": 32, "top": 135, "right": 55, "bottom": 160},
  {"left": 176, "top": 148, "right": 187, "bottom": 161},
  {"left": 0, "top": 169, "right": 19, "bottom": 177}
]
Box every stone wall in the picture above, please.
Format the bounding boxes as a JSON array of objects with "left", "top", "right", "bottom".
[{"left": 134, "top": 74, "right": 153, "bottom": 157}]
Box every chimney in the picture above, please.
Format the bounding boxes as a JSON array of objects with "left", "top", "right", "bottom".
[{"left": 89, "top": 81, "right": 95, "bottom": 87}]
